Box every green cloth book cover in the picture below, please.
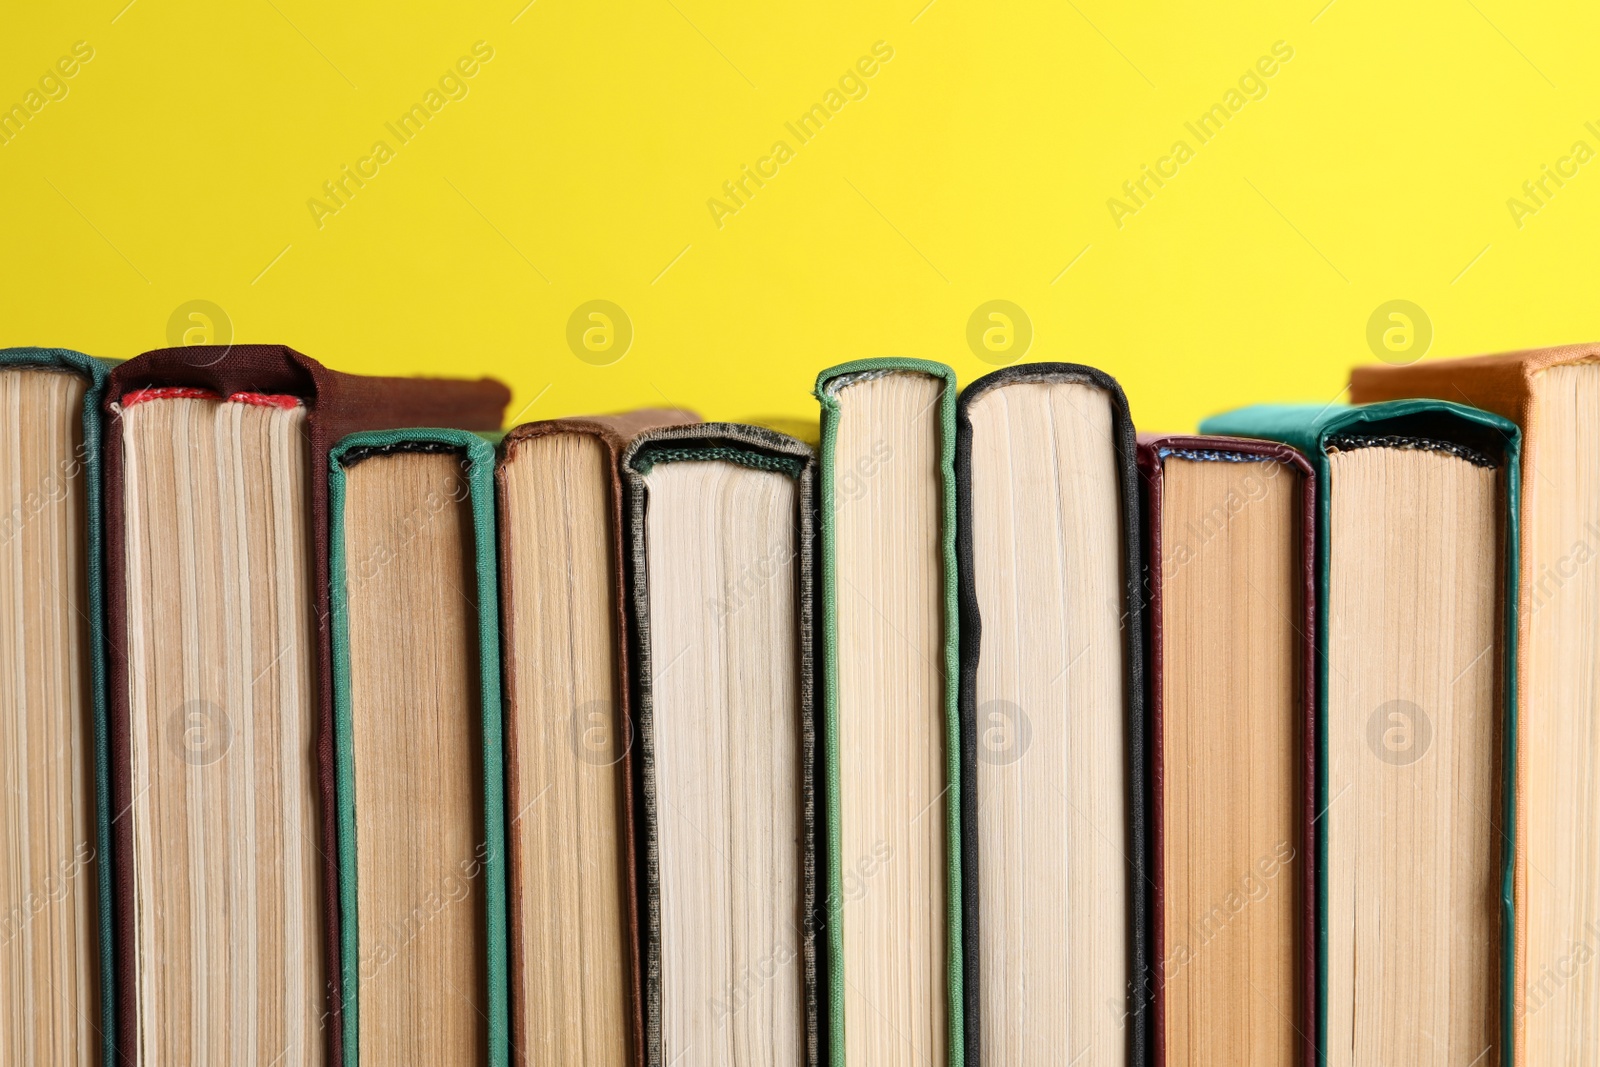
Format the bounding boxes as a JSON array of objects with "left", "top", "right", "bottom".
[{"left": 328, "top": 427, "right": 509, "bottom": 1067}]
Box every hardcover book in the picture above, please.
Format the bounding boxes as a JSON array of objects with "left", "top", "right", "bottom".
[
  {"left": 1138, "top": 433, "right": 1316, "bottom": 1066},
  {"left": 1, "top": 347, "right": 115, "bottom": 1066},
  {"left": 495, "top": 408, "right": 696, "bottom": 1066},
  {"left": 329, "top": 429, "right": 508, "bottom": 1066},
  {"left": 1350, "top": 344, "right": 1600, "bottom": 1066},
  {"left": 621, "top": 422, "right": 819, "bottom": 1066},
  {"left": 102, "top": 344, "right": 507, "bottom": 1066},
  {"left": 955, "top": 363, "right": 1147, "bottom": 1065},
  {"left": 1201, "top": 400, "right": 1519, "bottom": 1067},
  {"left": 815, "top": 358, "right": 963, "bottom": 1066}
]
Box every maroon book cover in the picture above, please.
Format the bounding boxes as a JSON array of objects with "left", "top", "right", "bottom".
[
  {"left": 102, "top": 344, "right": 508, "bottom": 1067},
  {"left": 1137, "top": 433, "right": 1317, "bottom": 1067},
  {"left": 495, "top": 410, "right": 695, "bottom": 1067}
]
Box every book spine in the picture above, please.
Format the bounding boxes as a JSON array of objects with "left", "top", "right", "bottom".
[
  {"left": 954, "top": 364, "right": 1148, "bottom": 1066},
  {"left": 327, "top": 429, "right": 509, "bottom": 1067},
  {"left": 620, "top": 423, "right": 820, "bottom": 1067},
  {"left": 814, "top": 359, "right": 966, "bottom": 1067},
  {"left": 0, "top": 349, "right": 117, "bottom": 1067}
]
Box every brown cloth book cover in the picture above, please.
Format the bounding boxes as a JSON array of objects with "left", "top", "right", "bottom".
[
  {"left": 495, "top": 409, "right": 696, "bottom": 1067},
  {"left": 102, "top": 344, "right": 509, "bottom": 1067},
  {"left": 1137, "top": 433, "right": 1317, "bottom": 1067}
]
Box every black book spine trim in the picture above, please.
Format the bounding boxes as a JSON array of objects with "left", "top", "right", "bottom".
[{"left": 954, "top": 363, "right": 1150, "bottom": 1066}]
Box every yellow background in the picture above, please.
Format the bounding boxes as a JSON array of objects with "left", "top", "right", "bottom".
[{"left": 4, "top": 0, "right": 1596, "bottom": 433}]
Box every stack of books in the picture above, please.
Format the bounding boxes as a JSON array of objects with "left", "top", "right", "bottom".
[{"left": 6, "top": 340, "right": 1596, "bottom": 1066}]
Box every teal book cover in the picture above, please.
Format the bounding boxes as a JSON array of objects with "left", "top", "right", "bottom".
[
  {"left": 328, "top": 427, "right": 508, "bottom": 1067},
  {"left": 0, "top": 347, "right": 117, "bottom": 1066}
]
